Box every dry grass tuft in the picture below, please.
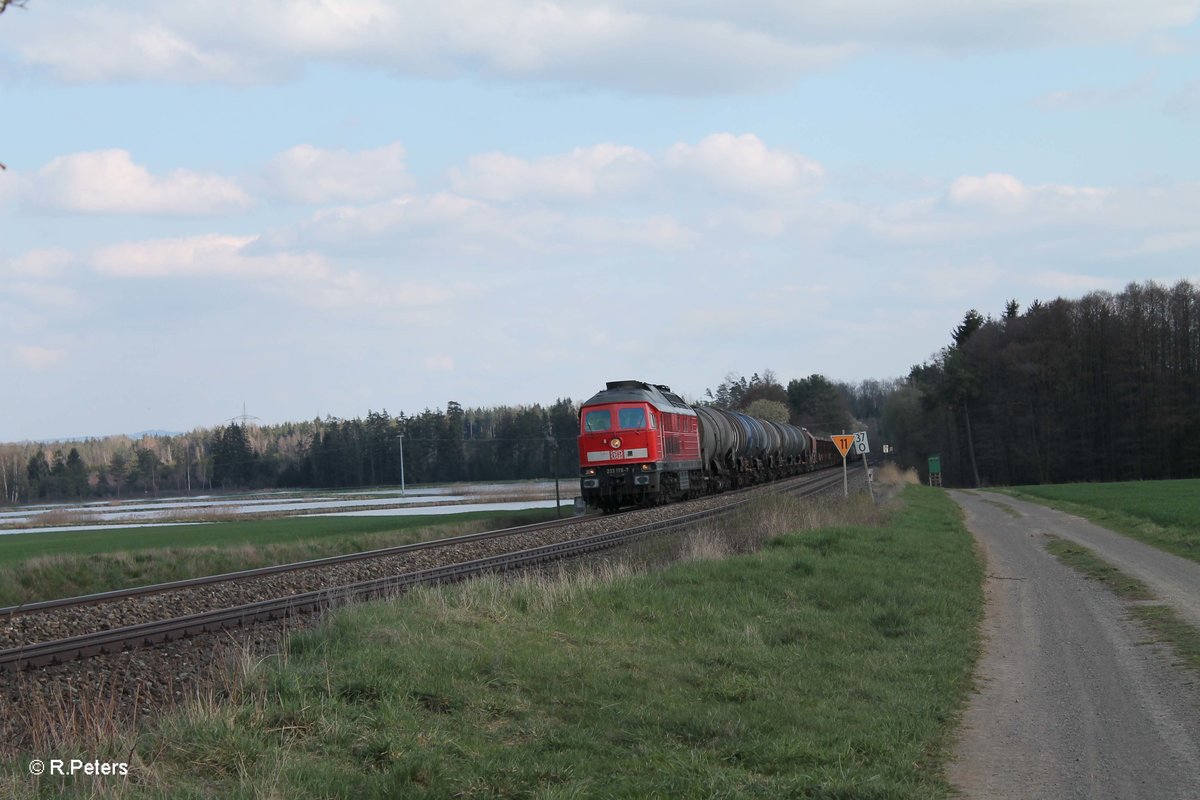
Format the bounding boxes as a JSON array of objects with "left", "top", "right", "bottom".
[
  {"left": 6, "top": 669, "right": 139, "bottom": 757},
  {"left": 173, "top": 506, "right": 245, "bottom": 523},
  {"left": 459, "top": 483, "right": 559, "bottom": 503},
  {"left": 413, "top": 558, "right": 638, "bottom": 619},
  {"left": 677, "top": 523, "right": 732, "bottom": 562},
  {"left": 22, "top": 509, "right": 101, "bottom": 528},
  {"left": 874, "top": 462, "right": 920, "bottom": 486},
  {"left": 668, "top": 492, "right": 885, "bottom": 567}
]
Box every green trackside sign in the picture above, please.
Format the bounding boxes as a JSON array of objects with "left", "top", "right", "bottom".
[{"left": 928, "top": 455, "right": 941, "bottom": 474}]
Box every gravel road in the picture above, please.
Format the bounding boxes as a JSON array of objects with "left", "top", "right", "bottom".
[
  {"left": 947, "top": 489, "right": 1200, "bottom": 800},
  {"left": 984, "top": 492, "right": 1200, "bottom": 630}
]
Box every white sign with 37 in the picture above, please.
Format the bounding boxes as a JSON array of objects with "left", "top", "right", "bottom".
[{"left": 853, "top": 431, "right": 870, "bottom": 455}]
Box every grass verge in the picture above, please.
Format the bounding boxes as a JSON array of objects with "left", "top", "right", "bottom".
[
  {"left": 5, "top": 486, "right": 983, "bottom": 799},
  {"left": 1044, "top": 536, "right": 1200, "bottom": 676},
  {"left": 0, "top": 509, "right": 559, "bottom": 607},
  {"left": 979, "top": 498, "right": 1021, "bottom": 519},
  {"left": 995, "top": 479, "right": 1200, "bottom": 565},
  {"left": 1043, "top": 537, "right": 1155, "bottom": 600}
]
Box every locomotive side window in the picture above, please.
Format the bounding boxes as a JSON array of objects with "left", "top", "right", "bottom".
[
  {"left": 618, "top": 407, "right": 647, "bottom": 429},
  {"left": 584, "top": 410, "right": 612, "bottom": 432}
]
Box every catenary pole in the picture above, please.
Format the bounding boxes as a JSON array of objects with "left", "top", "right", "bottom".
[{"left": 399, "top": 434, "right": 406, "bottom": 496}]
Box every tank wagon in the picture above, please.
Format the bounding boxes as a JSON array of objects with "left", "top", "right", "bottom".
[{"left": 578, "top": 380, "right": 840, "bottom": 512}]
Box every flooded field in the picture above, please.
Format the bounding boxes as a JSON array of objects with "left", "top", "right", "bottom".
[{"left": 0, "top": 481, "right": 575, "bottom": 535}]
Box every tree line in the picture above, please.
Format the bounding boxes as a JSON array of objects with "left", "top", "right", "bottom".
[
  {"left": 883, "top": 280, "right": 1200, "bottom": 487},
  {"left": 3, "top": 372, "right": 876, "bottom": 504},
  {"left": 0, "top": 400, "right": 584, "bottom": 503},
  {"left": 13, "top": 277, "right": 1185, "bottom": 501}
]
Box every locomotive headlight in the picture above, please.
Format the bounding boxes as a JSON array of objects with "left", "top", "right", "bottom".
[
  {"left": 584, "top": 468, "right": 596, "bottom": 476},
  {"left": 641, "top": 463, "right": 651, "bottom": 471}
]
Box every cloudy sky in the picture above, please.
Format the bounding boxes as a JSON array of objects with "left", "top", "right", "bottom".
[{"left": 1, "top": 1, "right": 1198, "bottom": 441}]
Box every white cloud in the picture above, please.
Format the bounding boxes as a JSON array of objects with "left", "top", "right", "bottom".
[
  {"left": 947, "top": 173, "right": 1032, "bottom": 213},
  {"left": 27, "top": 150, "right": 253, "bottom": 215},
  {"left": 665, "top": 134, "right": 824, "bottom": 194},
  {"left": 7, "top": 283, "right": 81, "bottom": 311},
  {"left": 702, "top": 207, "right": 791, "bottom": 237},
  {"left": 555, "top": 214, "right": 697, "bottom": 250},
  {"left": 1146, "top": 31, "right": 1200, "bottom": 55},
  {"left": 15, "top": 345, "right": 67, "bottom": 371},
  {"left": 946, "top": 173, "right": 1109, "bottom": 217},
  {"left": 268, "top": 269, "right": 461, "bottom": 310},
  {"left": 269, "top": 191, "right": 696, "bottom": 257},
  {"left": 272, "top": 193, "right": 488, "bottom": 251},
  {"left": 84, "top": 233, "right": 458, "bottom": 312},
  {"left": 1127, "top": 231, "right": 1200, "bottom": 256},
  {"left": 423, "top": 355, "right": 456, "bottom": 372},
  {"left": 91, "top": 234, "right": 328, "bottom": 279},
  {"left": 6, "top": 7, "right": 262, "bottom": 84},
  {"left": 847, "top": 174, "right": 1191, "bottom": 270},
  {"left": 261, "top": 142, "right": 413, "bottom": 204},
  {"left": 1026, "top": 271, "right": 1124, "bottom": 293},
  {"left": 1032, "top": 74, "right": 1155, "bottom": 110},
  {"left": 449, "top": 136, "right": 821, "bottom": 202},
  {"left": 1166, "top": 79, "right": 1200, "bottom": 118},
  {"left": 0, "top": 1, "right": 844, "bottom": 92},
  {"left": 9, "top": 1, "right": 1193, "bottom": 92},
  {"left": 449, "top": 144, "right": 652, "bottom": 201},
  {"left": 1, "top": 249, "right": 75, "bottom": 278},
  {"left": 899, "top": 262, "right": 1004, "bottom": 303}
]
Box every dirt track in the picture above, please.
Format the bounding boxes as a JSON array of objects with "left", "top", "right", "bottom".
[{"left": 947, "top": 490, "right": 1200, "bottom": 800}]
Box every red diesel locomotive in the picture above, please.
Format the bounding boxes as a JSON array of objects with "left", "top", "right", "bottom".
[{"left": 578, "top": 380, "right": 839, "bottom": 512}]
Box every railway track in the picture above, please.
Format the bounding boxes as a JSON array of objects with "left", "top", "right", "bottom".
[
  {"left": 0, "top": 514, "right": 577, "bottom": 619},
  {"left": 1, "top": 469, "right": 849, "bottom": 673}
]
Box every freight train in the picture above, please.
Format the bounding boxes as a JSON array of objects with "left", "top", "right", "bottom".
[{"left": 578, "top": 380, "right": 840, "bottom": 512}]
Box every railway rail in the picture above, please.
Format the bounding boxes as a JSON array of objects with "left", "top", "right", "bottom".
[
  {"left": 0, "top": 515, "right": 576, "bottom": 619},
  {"left": 1, "top": 468, "right": 850, "bottom": 672}
]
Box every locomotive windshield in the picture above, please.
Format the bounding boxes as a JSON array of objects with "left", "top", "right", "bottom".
[
  {"left": 583, "top": 410, "right": 612, "bottom": 432},
  {"left": 618, "top": 407, "right": 646, "bottom": 429}
]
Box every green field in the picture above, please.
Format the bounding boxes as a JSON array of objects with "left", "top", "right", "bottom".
[
  {"left": 997, "top": 478, "right": 1200, "bottom": 564},
  {"left": 12, "top": 486, "right": 983, "bottom": 798},
  {"left": 0, "top": 509, "right": 559, "bottom": 607}
]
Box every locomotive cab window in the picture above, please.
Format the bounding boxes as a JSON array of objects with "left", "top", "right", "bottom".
[
  {"left": 583, "top": 410, "right": 612, "bottom": 432},
  {"left": 618, "top": 407, "right": 647, "bottom": 429}
]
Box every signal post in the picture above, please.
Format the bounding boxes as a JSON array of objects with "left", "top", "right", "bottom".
[
  {"left": 832, "top": 434, "right": 855, "bottom": 496},
  {"left": 831, "top": 432, "right": 873, "bottom": 500}
]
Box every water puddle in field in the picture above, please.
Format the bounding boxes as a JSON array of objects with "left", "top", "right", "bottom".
[
  {"left": 303, "top": 498, "right": 575, "bottom": 518},
  {"left": 0, "top": 487, "right": 454, "bottom": 522},
  {"left": 0, "top": 481, "right": 576, "bottom": 535},
  {"left": 0, "top": 522, "right": 211, "bottom": 536}
]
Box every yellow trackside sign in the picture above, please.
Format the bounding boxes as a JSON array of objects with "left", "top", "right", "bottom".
[{"left": 832, "top": 435, "right": 854, "bottom": 458}]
